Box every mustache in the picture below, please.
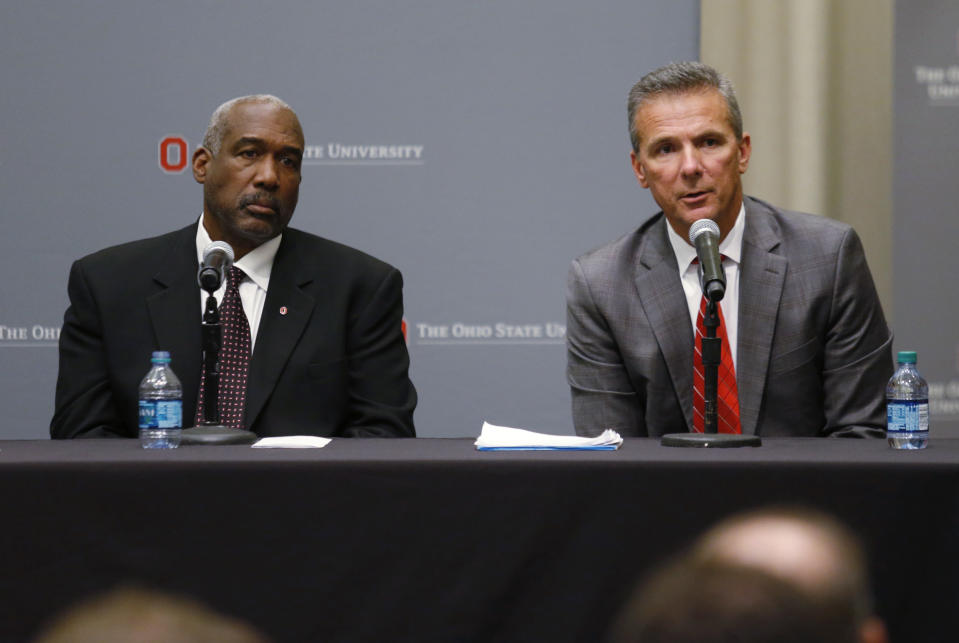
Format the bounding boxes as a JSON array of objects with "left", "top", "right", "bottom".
[{"left": 239, "top": 193, "right": 281, "bottom": 211}]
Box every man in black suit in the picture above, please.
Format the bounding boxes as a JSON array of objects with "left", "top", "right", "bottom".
[{"left": 51, "top": 95, "right": 416, "bottom": 438}]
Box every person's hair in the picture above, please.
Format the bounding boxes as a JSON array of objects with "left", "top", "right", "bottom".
[
  {"left": 627, "top": 61, "right": 743, "bottom": 153},
  {"left": 608, "top": 557, "right": 856, "bottom": 643},
  {"left": 202, "top": 94, "right": 298, "bottom": 156},
  {"left": 692, "top": 506, "right": 876, "bottom": 634},
  {"left": 32, "top": 586, "right": 271, "bottom": 643}
]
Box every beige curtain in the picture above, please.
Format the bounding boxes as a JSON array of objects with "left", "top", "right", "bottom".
[{"left": 700, "top": 0, "right": 893, "bottom": 318}]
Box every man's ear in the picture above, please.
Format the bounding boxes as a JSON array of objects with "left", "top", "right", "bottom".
[
  {"left": 192, "top": 147, "right": 212, "bottom": 184},
  {"left": 737, "top": 133, "right": 751, "bottom": 174}
]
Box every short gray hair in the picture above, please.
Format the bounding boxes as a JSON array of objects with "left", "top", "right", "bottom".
[
  {"left": 627, "top": 61, "right": 743, "bottom": 153},
  {"left": 202, "top": 95, "right": 298, "bottom": 156}
]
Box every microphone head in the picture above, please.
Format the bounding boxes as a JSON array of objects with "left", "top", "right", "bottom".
[
  {"left": 689, "top": 218, "right": 720, "bottom": 245},
  {"left": 197, "top": 241, "right": 235, "bottom": 292},
  {"left": 202, "top": 241, "right": 235, "bottom": 266}
]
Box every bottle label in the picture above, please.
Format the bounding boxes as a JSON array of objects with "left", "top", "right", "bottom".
[
  {"left": 887, "top": 399, "right": 929, "bottom": 435},
  {"left": 155, "top": 400, "right": 182, "bottom": 428},
  {"left": 139, "top": 400, "right": 182, "bottom": 429},
  {"left": 139, "top": 400, "right": 157, "bottom": 429}
]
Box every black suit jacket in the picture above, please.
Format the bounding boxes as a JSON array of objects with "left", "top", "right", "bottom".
[{"left": 51, "top": 223, "right": 417, "bottom": 438}]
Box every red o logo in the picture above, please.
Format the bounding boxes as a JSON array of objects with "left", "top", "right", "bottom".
[
  {"left": 402, "top": 319, "right": 408, "bottom": 342},
  {"left": 158, "top": 136, "right": 188, "bottom": 173}
]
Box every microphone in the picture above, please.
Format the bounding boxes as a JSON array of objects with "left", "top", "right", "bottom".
[
  {"left": 197, "top": 241, "right": 235, "bottom": 293},
  {"left": 689, "top": 219, "right": 725, "bottom": 301}
]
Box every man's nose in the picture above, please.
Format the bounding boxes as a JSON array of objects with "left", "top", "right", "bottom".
[
  {"left": 254, "top": 158, "right": 279, "bottom": 190},
  {"left": 679, "top": 146, "right": 703, "bottom": 177}
]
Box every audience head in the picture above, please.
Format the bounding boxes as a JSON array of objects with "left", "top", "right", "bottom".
[
  {"left": 610, "top": 506, "right": 888, "bottom": 643},
  {"left": 691, "top": 506, "right": 888, "bottom": 643},
  {"left": 609, "top": 557, "right": 853, "bottom": 643},
  {"left": 33, "top": 586, "right": 271, "bottom": 643}
]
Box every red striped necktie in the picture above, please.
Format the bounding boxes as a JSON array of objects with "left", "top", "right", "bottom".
[{"left": 692, "top": 280, "right": 741, "bottom": 434}]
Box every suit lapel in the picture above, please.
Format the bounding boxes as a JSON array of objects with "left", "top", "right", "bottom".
[
  {"left": 634, "top": 218, "right": 697, "bottom": 430},
  {"left": 737, "top": 198, "right": 787, "bottom": 435},
  {"left": 145, "top": 224, "right": 202, "bottom": 418},
  {"left": 245, "top": 232, "right": 315, "bottom": 428}
]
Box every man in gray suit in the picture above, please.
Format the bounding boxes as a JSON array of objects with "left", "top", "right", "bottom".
[{"left": 566, "top": 62, "right": 892, "bottom": 437}]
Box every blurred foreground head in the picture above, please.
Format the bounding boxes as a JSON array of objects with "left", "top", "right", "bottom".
[
  {"left": 610, "top": 506, "right": 889, "bottom": 643},
  {"left": 691, "top": 507, "right": 888, "bottom": 643},
  {"left": 33, "top": 586, "right": 271, "bottom": 643},
  {"left": 609, "top": 557, "right": 853, "bottom": 643}
]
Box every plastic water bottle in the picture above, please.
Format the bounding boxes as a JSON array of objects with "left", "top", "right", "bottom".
[
  {"left": 139, "top": 351, "right": 183, "bottom": 449},
  {"left": 886, "top": 351, "right": 929, "bottom": 450}
]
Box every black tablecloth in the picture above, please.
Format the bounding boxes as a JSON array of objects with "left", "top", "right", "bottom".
[{"left": 1, "top": 437, "right": 957, "bottom": 642}]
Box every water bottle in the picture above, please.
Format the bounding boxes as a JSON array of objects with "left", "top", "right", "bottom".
[
  {"left": 886, "top": 350, "right": 929, "bottom": 450},
  {"left": 138, "top": 351, "right": 183, "bottom": 449}
]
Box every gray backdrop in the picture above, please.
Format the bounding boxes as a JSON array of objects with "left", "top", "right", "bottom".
[
  {"left": 893, "top": 0, "right": 959, "bottom": 437},
  {"left": 0, "top": 1, "right": 699, "bottom": 438}
]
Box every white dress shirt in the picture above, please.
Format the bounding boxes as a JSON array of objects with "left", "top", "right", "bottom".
[
  {"left": 665, "top": 203, "right": 746, "bottom": 371},
  {"left": 195, "top": 216, "right": 281, "bottom": 351}
]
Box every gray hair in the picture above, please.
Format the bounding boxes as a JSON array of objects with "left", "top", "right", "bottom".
[
  {"left": 202, "top": 95, "right": 298, "bottom": 156},
  {"left": 627, "top": 61, "right": 743, "bottom": 153}
]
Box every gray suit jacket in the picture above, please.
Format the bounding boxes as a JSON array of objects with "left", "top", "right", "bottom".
[{"left": 566, "top": 196, "right": 893, "bottom": 438}]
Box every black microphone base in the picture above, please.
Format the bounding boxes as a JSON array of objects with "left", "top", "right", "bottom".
[
  {"left": 661, "top": 432, "right": 761, "bottom": 448},
  {"left": 181, "top": 425, "right": 257, "bottom": 445}
]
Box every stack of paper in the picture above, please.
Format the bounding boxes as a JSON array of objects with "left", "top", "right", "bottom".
[
  {"left": 252, "top": 436, "right": 332, "bottom": 448},
  {"left": 474, "top": 422, "right": 623, "bottom": 451}
]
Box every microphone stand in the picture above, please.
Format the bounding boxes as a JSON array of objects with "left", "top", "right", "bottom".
[
  {"left": 661, "top": 294, "right": 760, "bottom": 448},
  {"left": 702, "top": 299, "right": 721, "bottom": 434},
  {"left": 180, "top": 289, "right": 257, "bottom": 445}
]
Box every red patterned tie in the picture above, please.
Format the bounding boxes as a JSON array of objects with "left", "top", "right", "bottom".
[
  {"left": 195, "top": 267, "right": 251, "bottom": 428},
  {"left": 693, "top": 293, "right": 741, "bottom": 433}
]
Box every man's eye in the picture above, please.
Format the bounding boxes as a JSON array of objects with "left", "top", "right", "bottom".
[
  {"left": 658, "top": 144, "right": 672, "bottom": 154},
  {"left": 704, "top": 138, "right": 718, "bottom": 147},
  {"left": 240, "top": 150, "right": 257, "bottom": 158}
]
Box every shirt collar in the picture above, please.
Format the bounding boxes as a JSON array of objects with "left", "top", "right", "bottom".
[
  {"left": 195, "top": 214, "right": 281, "bottom": 291},
  {"left": 666, "top": 202, "right": 746, "bottom": 273}
]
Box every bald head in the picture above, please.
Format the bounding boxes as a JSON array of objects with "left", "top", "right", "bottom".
[
  {"left": 696, "top": 510, "right": 861, "bottom": 597},
  {"left": 692, "top": 508, "right": 887, "bottom": 643}
]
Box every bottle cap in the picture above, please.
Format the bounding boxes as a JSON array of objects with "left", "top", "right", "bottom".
[
  {"left": 897, "top": 350, "right": 917, "bottom": 364},
  {"left": 151, "top": 350, "right": 171, "bottom": 363}
]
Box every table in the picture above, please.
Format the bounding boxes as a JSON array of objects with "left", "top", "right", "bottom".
[{"left": 1, "top": 437, "right": 956, "bottom": 642}]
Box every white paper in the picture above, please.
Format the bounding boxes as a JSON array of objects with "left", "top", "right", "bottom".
[
  {"left": 251, "top": 436, "right": 332, "bottom": 449},
  {"left": 474, "top": 421, "right": 622, "bottom": 449}
]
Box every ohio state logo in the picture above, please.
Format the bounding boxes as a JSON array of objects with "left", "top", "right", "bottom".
[{"left": 158, "top": 135, "right": 189, "bottom": 173}]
